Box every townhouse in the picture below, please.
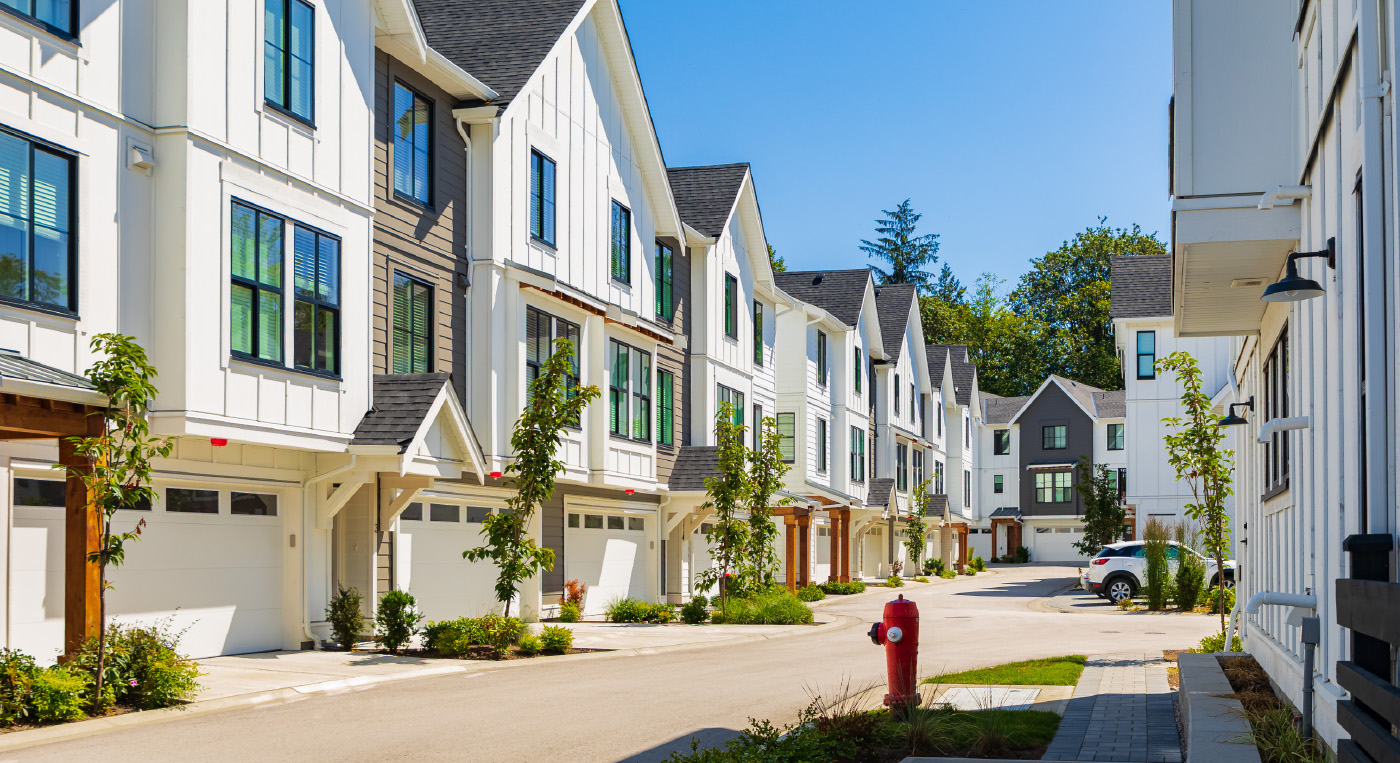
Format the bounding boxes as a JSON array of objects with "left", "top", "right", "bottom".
[
  {"left": 1171, "top": 0, "right": 1400, "bottom": 750},
  {"left": 928, "top": 345, "right": 979, "bottom": 564}
]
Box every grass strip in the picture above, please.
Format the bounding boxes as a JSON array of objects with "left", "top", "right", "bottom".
[{"left": 923, "top": 655, "right": 1087, "bottom": 686}]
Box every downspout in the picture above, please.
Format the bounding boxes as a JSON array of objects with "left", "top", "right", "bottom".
[
  {"left": 300, "top": 454, "right": 359, "bottom": 648},
  {"left": 1226, "top": 591, "right": 1319, "bottom": 739},
  {"left": 657, "top": 494, "right": 672, "bottom": 600},
  {"left": 1257, "top": 416, "right": 1309, "bottom": 443},
  {"left": 1257, "top": 184, "right": 1312, "bottom": 210}
]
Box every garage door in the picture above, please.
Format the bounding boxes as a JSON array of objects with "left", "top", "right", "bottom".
[
  {"left": 566, "top": 510, "right": 651, "bottom": 616},
  {"left": 397, "top": 503, "right": 501, "bottom": 622},
  {"left": 1030, "top": 526, "right": 1089, "bottom": 562},
  {"left": 969, "top": 528, "right": 993, "bottom": 561},
  {"left": 9, "top": 479, "right": 284, "bottom": 663}
]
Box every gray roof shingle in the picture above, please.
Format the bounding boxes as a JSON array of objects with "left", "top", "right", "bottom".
[
  {"left": 0, "top": 350, "right": 97, "bottom": 391},
  {"left": 989, "top": 507, "right": 1021, "bottom": 520},
  {"left": 668, "top": 446, "right": 720, "bottom": 491},
  {"left": 1042, "top": 375, "right": 1123, "bottom": 420},
  {"left": 414, "top": 0, "right": 587, "bottom": 108},
  {"left": 983, "top": 393, "right": 1031, "bottom": 425},
  {"left": 866, "top": 478, "right": 895, "bottom": 509},
  {"left": 351, "top": 374, "right": 453, "bottom": 452},
  {"left": 874, "top": 283, "right": 917, "bottom": 361},
  {"left": 1092, "top": 389, "right": 1126, "bottom": 419},
  {"left": 1109, "top": 255, "right": 1172, "bottom": 319},
  {"left": 928, "top": 494, "right": 949, "bottom": 519},
  {"left": 667, "top": 164, "right": 748, "bottom": 238},
  {"left": 773, "top": 269, "right": 872, "bottom": 327},
  {"left": 927, "top": 345, "right": 976, "bottom": 406}
]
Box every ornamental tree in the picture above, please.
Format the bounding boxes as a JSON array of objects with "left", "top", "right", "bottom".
[
  {"left": 903, "top": 477, "right": 933, "bottom": 571},
  {"left": 695, "top": 402, "right": 750, "bottom": 618},
  {"left": 1072, "top": 456, "right": 1126, "bottom": 556},
  {"left": 745, "top": 415, "right": 790, "bottom": 589},
  {"left": 465, "top": 337, "right": 599, "bottom": 618}
]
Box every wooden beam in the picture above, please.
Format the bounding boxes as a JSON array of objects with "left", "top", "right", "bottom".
[
  {"left": 317, "top": 477, "right": 367, "bottom": 529},
  {"left": 378, "top": 476, "right": 432, "bottom": 529},
  {"left": 0, "top": 397, "right": 98, "bottom": 438},
  {"left": 60, "top": 438, "right": 100, "bottom": 657}
]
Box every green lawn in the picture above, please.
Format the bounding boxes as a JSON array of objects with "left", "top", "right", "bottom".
[{"left": 923, "top": 655, "right": 1087, "bottom": 686}]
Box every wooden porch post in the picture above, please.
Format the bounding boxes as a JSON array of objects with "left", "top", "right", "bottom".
[
  {"left": 60, "top": 436, "right": 100, "bottom": 657},
  {"left": 839, "top": 509, "right": 851, "bottom": 582},
  {"left": 796, "top": 509, "right": 811, "bottom": 588},
  {"left": 784, "top": 515, "right": 798, "bottom": 592},
  {"left": 827, "top": 512, "right": 839, "bottom": 583}
]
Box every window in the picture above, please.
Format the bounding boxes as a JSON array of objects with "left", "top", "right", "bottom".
[
  {"left": 567, "top": 513, "right": 579, "bottom": 528},
  {"left": 401, "top": 503, "right": 423, "bottom": 521},
  {"left": 609, "top": 340, "right": 651, "bottom": 441},
  {"left": 850, "top": 426, "right": 865, "bottom": 483},
  {"left": 654, "top": 243, "right": 673, "bottom": 318},
  {"left": 910, "top": 384, "right": 916, "bottom": 423},
  {"left": 1107, "top": 423, "right": 1124, "bottom": 451},
  {"left": 937, "top": 403, "right": 943, "bottom": 437},
  {"left": 913, "top": 449, "right": 924, "bottom": 488},
  {"left": 1136, "top": 331, "right": 1156, "bottom": 380},
  {"left": 723, "top": 274, "right": 738, "bottom": 338},
  {"left": 429, "top": 503, "right": 460, "bottom": 522},
  {"left": 1263, "top": 327, "right": 1290, "bottom": 494},
  {"left": 231, "top": 202, "right": 284, "bottom": 362},
  {"left": 657, "top": 370, "right": 675, "bottom": 446},
  {"left": 607, "top": 516, "right": 625, "bottom": 530},
  {"left": 584, "top": 514, "right": 603, "bottom": 529},
  {"left": 14, "top": 478, "right": 64, "bottom": 506},
  {"left": 753, "top": 301, "right": 764, "bottom": 365},
  {"left": 853, "top": 348, "right": 862, "bottom": 393},
  {"left": 292, "top": 225, "right": 339, "bottom": 374},
  {"left": 392, "top": 273, "right": 431, "bottom": 373},
  {"left": 610, "top": 201, "right": 631, "bottom": 283},
  {"left": 0, "top": 130, "right": 74, "bottom": 312},
  {"left": 530, "top": 150, "right": 556, "bottom": 246},
  {"left": 896, "top": 443, "right": 908, "bottom": 491},
  {"left": 963, "top": 470, "right": 971, "bottom": 507},
  {"left": 1116, "top": 468, "right": 1127, "bottom": 503},
  {"left": 994, "top": 429, "right": 1011, "bottom": 455},
  {"left": 465, "top": 507, "right": 492, "bottom": 523},
  {"left": 264, "top": 0, "right": 315, "bottom": 124},
  {"left": 717, "top": 384, "right": 745, "bottom": 428},
  {"left": 231, "top": 492, "right": 278, "bottom": 516},
  {"left": 816, "top": 331, "right": 828, "bottom": 386},
  {"left": 1, "top": 0, "right": 75, "bottom": 35},
  {"left": 628, "top": 517, "right": 645, "bottom": 531},
  {"left": 776, "top": 412, "right": 796, "bottom": 462},
  {"left": 167, "top": 488, "right": 219, "bottom": 514},
  {"left": 632, "top": 348, "right": 651, "bottom": 441},
  {"left": 1035, "top": 472, "right": 1073, "bottom": 503},
  {"left": 608, "top": 341, "right": 628, "bottom": 437},
  {"left": 391, "top": 83, "right": 432, "bottom": 205},
  {"left": 895, "top": 374, "right": 901, "bottom": 418},
  {"left": 525, "top": 307, "right": 580, "bottom": 388},
  {"left": 934, "top": 461, "right": 944, "bottom": 494},
  {"left": 816, "top": 417, "right": 828, "bottom": 473},
  {"left": 993, "top": 475, "right": 1004, "bottom": 494},
  {"left": 752, "top": 404, "right": 763, "bottom": 449},
  {"left": 1042, "top": 425, "right": 1067, "bottom": 450},
  {"left": 964, "top": 414, "right": 970, "bottom": 448}
]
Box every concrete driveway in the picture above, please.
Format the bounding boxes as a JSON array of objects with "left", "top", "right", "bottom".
[{"left": 12, "top": 564, "right": 1216, "bottom": 763}]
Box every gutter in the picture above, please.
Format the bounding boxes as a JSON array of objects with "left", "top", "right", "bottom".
[{"left": 1258, "top": 184, "right": 1311, "bottom": 210}]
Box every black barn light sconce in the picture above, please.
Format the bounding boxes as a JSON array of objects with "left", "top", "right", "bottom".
[
  {"left": 1219, "top": 396, "right": 1254, "bottom": 427},
  {"left": 1261, "top": 238, "right": 1335, "bottom": 302}
]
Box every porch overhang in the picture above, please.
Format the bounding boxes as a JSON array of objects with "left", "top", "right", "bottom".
[{"left": 1172, "top": 197, "right": 1301, "bottom": 337}]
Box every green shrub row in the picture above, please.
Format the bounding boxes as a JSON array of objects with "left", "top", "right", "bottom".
[
  {"left": 796, "top": 585, "right": 826, "bottom": 602},
  {"left": 939, "top": 570, "right": 957, "bottom": 579},
  {"left": 605, "top": 598, "right": 676, "bottom": 623},
  {"left": 885, "top": 575, "right": 904, "bottom": 588},
  {"left": 423, "top": 614, "right": 527, "bottom": 658},
  {"left": 923, "top": 558, "right": 946, "bottom": 575},
  {"left": 680, "top": 595, "right": 709, "bottom": 624},
  {"left": 818, "top": 580, "right": 866, "bottom": 595},
  {"left": 710, "top": 590, "right": 813, "bottom": 625}
]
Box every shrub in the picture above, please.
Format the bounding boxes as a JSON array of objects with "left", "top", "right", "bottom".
[
  {"left": 924, "top": 558, "right": 945, "bottom": 575},
  {"left": 374, "top": 590, "right": 423, "bottom": 653},
  {"left": 30, "top": 667, "right": 86, "bottom": 724},
  {"left": 1204, "top": 585, "right": 1236, "bottom": 613},
  {"left": 939, "top": 570, "right": 957, "bottom": 580},
  {"left": 711, "top": 590, "right": 813, "bottom": 625},
  {"left": 961, "top": 568, "right": 976, "bottom": 576},
  {"left": 650, "top": 604, "right": 677, "bottom": 623},
  {"left": 540, "top": 625, "right": 574, "bottom": 653},
  {"left": 605, "top": 597, "right": 650, "bottom": 623},
  {"left": 558, "top": 601, "right": 582, "bottom": 623},
  {"left": 0, "top": 650, "right": 37, "bottom": 726},
  {"left": 72, "top": 621, "right": 200, "bottom": 710},
  {"left": 890, "top": 561, "right": 904, "bottom": 577},
  {"left": 1015, "top": 546, "right": 1030, "bottom": 563},
  {"left": 796, "top": 585, "right": 826, "bottom": 602},
  {"left": 1197, "top": 631, "right": 1243, "bottom": 653},
  {"left": 819, "top": 581, "right": 866, "bottom": 595},
  {"left": 516, "top": 634, "right": 542, "bottom": 656},
  {"left": 886, "top": 576, "right": 904, "bottom": 588},
  {"left": 1175, "top": 554, "right": 1206, "bottom": 611},
  {"left": 476, "top": 614, "right": 526, "bottom": 658},
  {"left": 680, "top": 597, "right": 709, "bottom": 625},
  {"left": 423, "top": 617, "right": 479, "bottom": 656},
  {"left": 970, "top": 556, "right": 986, "bottom": 572},
  {"left": 912, "top": 576, "right": 929, "bottom": 583},
  {"left": 563, "top": 578, "right": 587, "bottom": 608},
  {"left": 325, "top": 586, "right": 364, "bottom": 650},
  {"left": 1143, "top": 519, "right": 1170, "bottom": 611}
]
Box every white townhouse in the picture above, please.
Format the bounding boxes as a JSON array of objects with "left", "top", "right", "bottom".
[
  {"left": 927, "top": 345, "right": 980, "bottom": 563},
  {"left": 1109, "top": 255, "right": 1235, "bottom": 540},
  {"left": 1171, "top": 0, "right": 1400, "bottom": 751},
  {"left": 978, "top": 391, "right": 1031, "bottom": 559}
]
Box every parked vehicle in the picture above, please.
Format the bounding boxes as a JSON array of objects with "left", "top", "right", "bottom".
[{"left": 1085, "top": 541, "right": 1235, "bottom": 604}]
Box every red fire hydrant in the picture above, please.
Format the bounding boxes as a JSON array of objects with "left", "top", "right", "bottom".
[{"left": 868, "top": 594, "right": 920, "bottom": 714}]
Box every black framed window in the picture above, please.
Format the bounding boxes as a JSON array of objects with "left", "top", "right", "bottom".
[
  {"left": 909, "top": 383, "right": 916, "bottom": 423},
  {"left": 292, "top": 225, "right": 339, "bottom": 374},
  {"left": 716, "top": 384, "right": 745, "bottom": 428},
  {"left": 816, "top": 330, "right": 827, "bottom": 386},
  {"left": 723, "top": 274, "right": 737, "bottom": 338},
  {"left": 896, "top": 443, "right": 907, "bottom": 491},
  {"left": 530, "top": 150, "right": 556, "bottom": 246},
  {"left": 607, "top": 339, "right": 651, "bottom": 441},
  {"left": 13, "top": 477, "right": 64, "bottom": 506},
  {"left": 609, "top": 340, "right": 630, "bottom": 437},
  {"left": 632, "top": 347, "right": 651, "bottom": 441},
  {"left": 392, "top": 82, "right": 432, "bottom": 205},
  {"left": 964, "top": 470, "right": 971, "bottom": 507},
  {"left": 610, "top": 201, "right": 630, "bottom": 283},
  {"left": 231, "top": 201, "right": 284, "bottom": 362},
  {"left": 1107, "top": 423, "right": 1124, "bottom": 451},
  {"left": 1263, "top": 326, "right": 1289, "bottom": 494},
  {"left": 0, "top": 130, "right": 74, "bottom": 312},
  {"left": 392, "top": 272, "right": 431, "bottom": 373},
  {"left": 993, "top": 474, "right": 1003, "bottom": 494},
  {"left": 264, "top": 0, "right": 315, "bottom": 124},
  {"left": 776, "top": 412, "right": 795, "bottom": 462},
  {"left": 752, "top": 404, "right": 763, "bottom": 450},
  {"left": 853, "top": 347, "right": 862, "bottom": 394},
  {"left": 994, "top": 429, "right": 1011, "bottom": 455},
  {"left": 656, "top": 370, "right": 674, "bottom": 446},
  {"left": 1136, "top": 331, "right": 1156, "bottom": 380},
  {"left": 430, "top": 503, "right": 459, "bottom": 522},
  {"left": 964, "top": 414, "right": 970, "bottom": 447},
  {"left": 1035, "top": 472, "right": 1072, "bottom": 503},
  {"left": 816, "top": 417, "right": 828, "bottom": 473},
  {"left": 753, "top": 300, "right": 763, "bottom": 365},
  {"left": 850, "top": 426, "right": 865, "bottom": 483},
  {"left": 913, "top": 449, "right": 924, "bottom": 487},
  {"left": 1042, "top": 425, "right": 1066, "bottom": 450},
  {"left": 937, "top": 402, "right": 943, "bottom": 436},
  {"left": 934, "top": 461, "right": 944, "bottom": 494},
  {"left": 525, "top": 307, "right": 580, "bottom": 391},
  {"left": 654, "top": 243, "right": 673, "bottom": 318},
  {"left": 1, "top": 0, "right": 76, "bottom": 36},
  {"left": 895, "top": 373, "right": 901, "bottom": 418},
  {"left": 1116, "top": 468, "right": 1127, "bottom": 503}
]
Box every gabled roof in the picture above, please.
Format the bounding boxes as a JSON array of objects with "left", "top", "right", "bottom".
[
  {"left": 773, "top": 269, "right": 873, "bottom": 327},
  {"left": 927, "top": 345, "right": 949, "bottom": 390},
  {"left": 1091, "top": 389, "right": 1126, "bottom": 419},
  {"left": 982, "top": 392, "right": 1031, "bottom": 425},
  {"left": 351, "top": 374, "right": 455, "bottom": 451},
  {"left": 866, "top": 478, "right": 895, "bottom": 509},
  {"left": 1110, "top": 255, "right": 1172, "bottom": 319},
  {"left": 1007, "top": 375, "right": 1121, "bottom": 425},
  {"left": 874, "top": 283, "right": 918, "bottom": 361},
  {"left": 927, "top": 344, "right": 976, "bottom": 406},
  {"left": 668, "top": 446, "right": 720, "bottom": 492},
  {"left": 0, "top": 350, "right": 96, "bottom": 392},
  {"left": 667, "top": 164, "right": 749, "bottom": 239}
]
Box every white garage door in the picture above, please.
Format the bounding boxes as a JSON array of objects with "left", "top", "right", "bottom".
[
  {"left": 397, "top": 503, "right": 501, "bottom": 622},
  {"left": 1030, "top": 526, "right": 1089, "bottom": 562},
  {"left": 968, "top": 528, "right": 993, "bottom": 561},
  {"left": 9, "top": 480, "right": 284, "bottom": 663},
  {"left": 566, "top": 510, "right": 650, "bottom": 616}
]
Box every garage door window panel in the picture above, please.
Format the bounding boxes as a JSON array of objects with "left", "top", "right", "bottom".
[
  {"left": 401, "top": 503, "right": 423, "bottom": 521},
  {"left": 429, "top": 504, "right": 460, "bottom": 522},
  {"left": 14, "top": 477, "right": 64, "bottom": 507},
  {"left": 584, "top": 514, "right": 603, "bottom": 529},
  {"left": 231, "top": 492, "right": 278, "bottom": 516},
  {"left": 167, "top": 488, "right": 219, "bottom": 514}
]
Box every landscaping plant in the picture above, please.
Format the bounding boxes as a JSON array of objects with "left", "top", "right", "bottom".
[
  {"left": 465, "top": 337, "right": 600, "bottom": 618},
  {"left": 539, "top": 625, "right": 573, "bottom": 654},
  {"left": 1204, "top": 585, "right": 1235, "bottom": 613},
  {"left": 325, "top": 585, "right": 364, "bottom": 650},
  {"left": 563, "top": 578, "right": 587, "bottom": 608},
  {"left": 0, "top": 650, "right": 36, "bottom": 726},
  {"left": 746, "top": 415, "right": 790, "bottom": 589},
  {"left": 796, "top": 585, "right": 826, "bottom": 602},
  {"left": 709, "top": 589, "right": 813, "bottom": 625},
  {"left": 970, "top": 556, "right": 986, "bottom": 572},
  {"left": 1015, "top": 545, "right": 1030, "bottom": 563},
  {"left": 903, "top": 477, "right": 933, "bottom": 572},
  {"left": 516, "top": 634, "right": 542, "bottom": 656},
  {"left": 1196, "top": 631, "right": 1243, "bottom": 653},
  {"left": 1172, "top": 523, "right": 1206, "bottom": 610},
  {"left": 886, "top": 575, "right": 904, "bottom": 588},
  {"left": 1143, "top": 518, "right": 1170, "bottom": 611},
  {"left": 819, "top": 580, "right": 866, "bottom": 595},
  {"left": 695, "top": 403, "right": 751, "bottom": 620},
  {"left": 373, "top": 590, "right": 422, "bottom": 653},
  {"left": 558, "top": 601, "right": 581, "bottom": 623},
  {"left": 1072, "top": 455, "right": 1126, "bottom": 556},
  {"left": 605, "top": 597, "right": 650, "bottom": 623},
  {"left": 924, "top": 557, "right": 945, "bottom": 575},
  {"left": 939, "top": 570, "right": 957, "bottom": 580},
  {"left": 476, "top": 614, "right": 525, "bottom": 658},
  {"left": 29, "top": 667, "right": 87, "bottom": 724},
  {"left": 679, "top": 595, "right": 709, "bottom": 625}
]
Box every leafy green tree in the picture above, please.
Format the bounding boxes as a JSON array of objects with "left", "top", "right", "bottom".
[
  {"left": 746, "top": 415, "right": 789, "bottom": 588},
  {"left": 1157, "top": 351, "right": 1234, "bottom": 633},
  {"left": 903, "top": 477, "right": 933, "bottom": 570},
  {"left": 696, "top": 402, "right": 751, "bottom": 618},
  {"left": 860, "top": 199, "right": 939, "bottom": 291},
  {"left": 1072, "top": 456, "right": 1126, "bottom": 556},
  {"left": 767, "top": 244, "right": 786, "bottom": 274},
  {"left": 921, "top": 274, "right": 1049, "bottom": 396},
  {"left": 465, "top": 337, "right": 600, "bottom": 618},
  {"left": 62, "top": 334, "right": 176, "bottom": 711}
]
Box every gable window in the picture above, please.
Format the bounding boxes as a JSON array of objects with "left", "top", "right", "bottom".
[
  {"left": 937, "top": 403, "right": 943, "bottom": 437},
  {"left": 1263, "top": 326, "right": 1289, "bottom": 495},
  {"left": 993, "top": 474, "right": 1004, "bottom": 494},
  {"left": 1136, "top": 331, "right": 1156, "bottom": 380},
  {"left": 816, "top": 417, "right": 828, "bottom": 473},
  {"left": 292, "top": 225, "right": 339, "bottom": 374},
  {"left": 816, "top": 330, "right": 828, "bottom": 386},
  {"left": 896, "top": 443, "right": 908, "bottom": 491},
  {"left": 392, "top": 83, "right": 432, "bottom": 205},
  {"left": 1107, "top": 423, "right": 1124, "bottom": 451},
  {"left": 1, "top": 0, "right": 75, "bottom": 36},
  {"left": 753, "top": 301, "right": 764, "bottom": 365},
  {"left": 392, "top": 273, "right": 432, "bottom": 373},
  {"left": 264, "top": 0, "right": 315, "bottom": 124},
  {"left": 894, "top": 374, "right": 901, "bottom": 418},
  {"left": 850, "top": 426, "right": 865, "bottom": 483},
  {"left": 964, "top": 414, "right": 971, "bottom": 448},
  {"left": 654, "top": 243, "right": 673, "bottom": 318},
  {"left": 776, "top": 412, "right": 796, "bottom": 462},
  {"left": 994, "top": 429, "right": 1011, "bottom": 455},
  {"left": 1042, "top": 425, "right": 1066, "bottom": 450},
  {"left": 231, "top": 201, "right": 285, "bottom": 362},
  {"left": 853, "top": 348, "right": 862, "bottom": 394},
  {"left": 723, "top": 274, "right": 738, "bottom": 338},
  {"left": 1035, "top": 471, "right": 1072, "bottom": 503},
  {"left": 716, "top": 384, "right": 745, "bottom": 428},
  {"left": 610, "top": 340, "right": 651, "bottom": 441},
  {"left": 530, "top": 150, "right": 556, "bottom": 246},
  {"left": 0, "top": 131, "right": 74, "bottom": 312},
  {"left": 656, "top": 370, "right": 674, "bottom": 446},
  {"left": 610, "top": 201, "right": 631, "bottom": 283}
]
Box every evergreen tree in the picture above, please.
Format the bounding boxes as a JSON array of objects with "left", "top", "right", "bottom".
[
  {"left": 860, "top": 199, "right": 939, "bottom": 291},
  {"left": 767, "top": 244, "right": 787, "bottom": 273},
  {"left": 1072, "top": 456, "right": 1126, "bottom": 556}
]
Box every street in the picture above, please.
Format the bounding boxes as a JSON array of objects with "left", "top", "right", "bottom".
[{"left": 11, "top": 565, "right": 1216, "bottom": 763}]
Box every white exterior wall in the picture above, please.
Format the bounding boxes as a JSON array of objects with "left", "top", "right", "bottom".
[{"left": 978, "top": 424, "right": 1020, "bottom": 512}]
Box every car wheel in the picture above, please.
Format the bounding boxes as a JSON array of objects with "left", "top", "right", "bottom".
[
  {"left": 1105, "top": 577, "right": 1136, "bottom": 604},
  {"left": 1216, "top": 573, "right": 1236, "bottom": 590}
]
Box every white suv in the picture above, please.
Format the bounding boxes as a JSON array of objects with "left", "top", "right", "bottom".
[{"left": 1086, "top": 541, "right": 1236, "bottom": 604}]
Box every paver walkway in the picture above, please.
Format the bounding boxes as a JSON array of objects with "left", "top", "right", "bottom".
[{"left": 1041, "top": 653, "right": 1181, "bottom": 763}]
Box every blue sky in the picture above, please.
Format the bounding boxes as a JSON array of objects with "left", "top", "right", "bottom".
[{"left": 620, "top": 1, "right": 1173, "bottom": 287}]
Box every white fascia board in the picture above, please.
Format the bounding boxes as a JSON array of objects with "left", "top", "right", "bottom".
[
  {"left": 375, "top": 0, "right": 497, "bottom": 102},
  {"left": 682, "top": 223, "right": 716, "bottom": 246},
  {"left": 0, "top": 377, "right": 106, "bottom": 407}
]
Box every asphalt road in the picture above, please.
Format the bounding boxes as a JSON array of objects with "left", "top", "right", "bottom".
[{"left": 12, "top": 564, "right": 1216, "bottom": 763}]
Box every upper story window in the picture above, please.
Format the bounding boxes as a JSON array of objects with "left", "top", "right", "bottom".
[
  {"left": 609, "top": 201, "right": 631, "bottom": 284},
  {"left": 816, "top": 330, "right": 828, "bottom": 386},
  {"left": 656, "top": 369, "right": 675, "bottom": 446},
  {"left": 609, "top": 340, "right": 651, "bottom": 442},
  {"left": 753, "top": 301, "right": 763, "bottom": 365},
  {"left": 896, "top": 443, "right": 908, "bottom": 491},
  {"left": 850, "top": 426, "right": 865, "bottom": 483},
  {"left": 723, "top": 274, "right": 737, "bottom": 338},
  {"left": 1, "top": 0, "right": 74, "bottom": 37},
  {"left": 816, "top": 417, "right": 828, "bottom": 473},
  {"left": 993, "top": 474, "right": 1004, "bottom": 493},
  {"left": 264, "top": 0, "right": 315, "bottom": 125},
  {"left": 1116, "top": 468, "right": 1127, "bottom": 503},
  {"left": 1042, "top": 424, "right": 1067, "bottom": 450},
  {"left": 913, "top": 449, "right": 924, "bottom": 487},
  {"left": 654, "top": 243, "right": 673, "bottom": 319},
  {"left": 909, "top": 384, "right": 916, "bottom": 423},
  {"left": 752, "top": 404, "right": 763, "bottom": 450},
  {"left": 1107, "top": 423, "right": 1124, "bottom": 451},
  {"left": 894, "top": 374, "right": 901, "bottom": 417},
  {"left": 0, "top": 130, "right": 74, "bottom": 313},
  {"left": 1035, "top": 471, "right": 1072, "bottom": 503},
  {"left": 964, "top": 414, "right": 970, "bottom": 448},
  {"left": 1263, "top": 326, "right": 1289, "bottom": 495},
  {"left": 392, "top": 272, "right": 432, "bottom": 373},
  {"left": 292, "top": 225, "right": 339, "bottom": 374},
  {"left": 963, "top": 470, "right": 971, "bottom": 507},
  {"left": 231, "top": 202, "right": 285, "bottom": 362},
  {"left": 853, "top": 348, "right": 862, "bottom": 394},
  {"left": 937, "top": 403, "right": 943, "bottom": 437},
  {"left": 526, "top": 307, "right": 580, "bottom": 426},
  {"left": 392, "top": 83, "right": 432, "bottom": 206},
  {"left": 776, "top": 412, "right": 796, "bottom": 462},
  {"left": 530, "top": 150, "right": 557, "bottom": 246},
  {"left": 716, "top": 384, "right": 745, "bottom": 429},
  {"left": 994, "top": 429, "right": 1011, "bottom": 455},
  {"left": 934, "top": 460, "right": 944, "bottom": 494},
  {"left": 1136, "top": 331, "right": 1156, "bottom": 380}
]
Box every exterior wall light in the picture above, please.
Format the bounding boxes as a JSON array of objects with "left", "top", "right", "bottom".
[
  {"left": 1261, "top": 238, "right": 1335, "bottom": 302},
  {"left": 1219, "top": 396, "right": 1254, "bottom": 427}
]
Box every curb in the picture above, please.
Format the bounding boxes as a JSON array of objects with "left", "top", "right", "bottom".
[{"left": 0, "top": 614, "right": 860, "bottom": 754}]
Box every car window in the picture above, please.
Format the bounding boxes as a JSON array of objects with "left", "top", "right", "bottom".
[{"left": 1130, "top": 546, "right": 1146, "bottom": 558}]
